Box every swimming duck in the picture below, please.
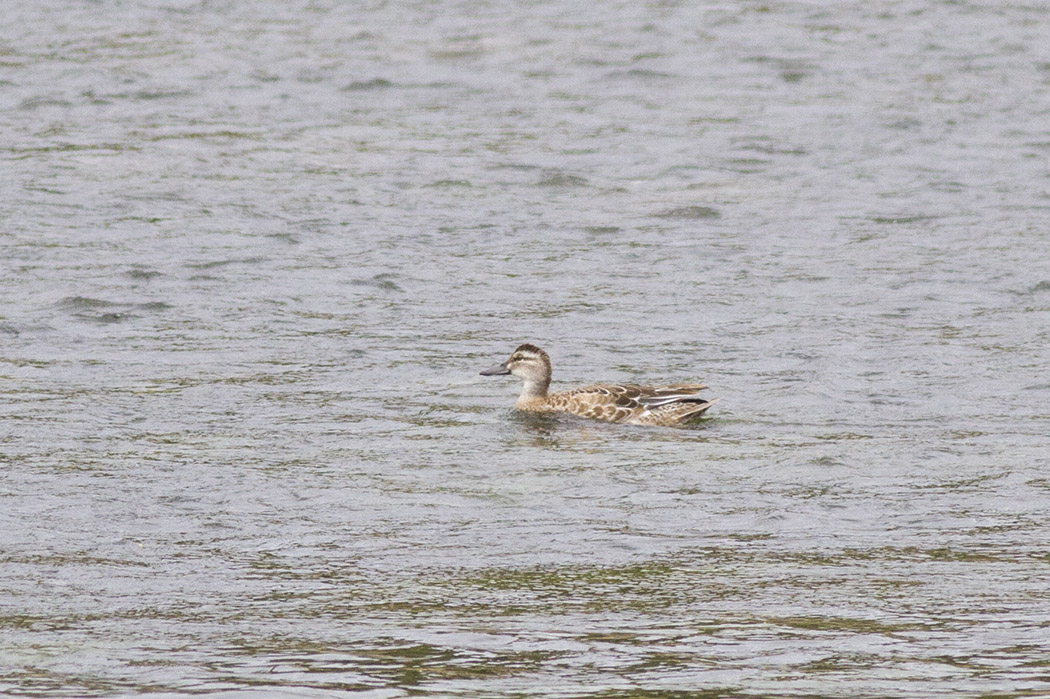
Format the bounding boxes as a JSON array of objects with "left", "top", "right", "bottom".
[{"left": 480, "top": 343, "right": 719, "bottom": 426}]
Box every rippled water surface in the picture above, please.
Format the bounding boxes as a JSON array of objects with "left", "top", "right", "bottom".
[{"left": 3, "top": 1, "right": 1050, "bottom": 696}]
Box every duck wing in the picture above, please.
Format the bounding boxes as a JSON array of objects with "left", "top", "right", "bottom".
[
  {"left": 548, "top": 384, "right": 711, "bottom": 423},
  {"left": 633, "top": 396, "right": 721, "bottom": 426},
  {"left": 633, "top": 383, "right": 710, "bottom": 408},
  {"left": 548, "top": 384, "right": 651, "bottom": 422}
]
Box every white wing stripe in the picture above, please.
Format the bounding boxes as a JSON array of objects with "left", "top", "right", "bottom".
[{"left": 638, "top": 393, "right": 707, "bottom": 407}]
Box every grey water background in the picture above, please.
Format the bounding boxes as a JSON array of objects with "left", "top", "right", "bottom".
[{"left": 2, "top": 0, "right": 1050, "bottom": 696}]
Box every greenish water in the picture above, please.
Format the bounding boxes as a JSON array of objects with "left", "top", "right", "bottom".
[{"left": 2, "top": 1, "right": 1050, "bottom": 696}]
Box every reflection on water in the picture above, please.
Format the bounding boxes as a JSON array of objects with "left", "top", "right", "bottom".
[{"left": 3, "top": 0, "right": 1050, "bottom": 696}]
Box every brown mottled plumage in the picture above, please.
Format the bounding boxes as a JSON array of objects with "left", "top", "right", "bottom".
[{"left": 480, "top": 344, "right": 719, "bottom": 426}]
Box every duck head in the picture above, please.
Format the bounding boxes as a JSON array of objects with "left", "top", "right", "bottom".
[{"left": 480, "top": 343, "right": 552, "bottom": 395}]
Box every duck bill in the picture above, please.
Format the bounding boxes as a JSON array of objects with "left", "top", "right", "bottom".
[{"left": 480, "top": 362, "right": 511, "bottom": 376}]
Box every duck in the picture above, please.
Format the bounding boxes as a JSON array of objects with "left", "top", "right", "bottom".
[{"left": 480, "top": 343, "right": 719, "bottom": 426}]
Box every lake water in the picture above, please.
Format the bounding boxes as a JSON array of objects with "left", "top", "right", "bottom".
[{"left": 2, "top": 1, "right": 1050, "bottom": 696}]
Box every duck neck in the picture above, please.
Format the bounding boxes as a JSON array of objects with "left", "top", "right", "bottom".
[{"left": 518, "top": 378, "right": 550, "bottom": 402}]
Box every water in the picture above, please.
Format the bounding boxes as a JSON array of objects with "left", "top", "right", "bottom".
[{"left": 3, "top": 1, "right": 1050, "bottom": 696}]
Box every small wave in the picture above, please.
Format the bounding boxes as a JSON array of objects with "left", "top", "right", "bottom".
[
  {"left": 57, "top": 296, "right": 117, "bottom": 309},
  {"left": 537, "top": 172, "right": 588, "bottom": 188},
  {"left": 655, "top": 205, "right": 721, "bottom": 220},
  {"left": 344, "top": 77, "right": 395, "bottom": 91}
]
